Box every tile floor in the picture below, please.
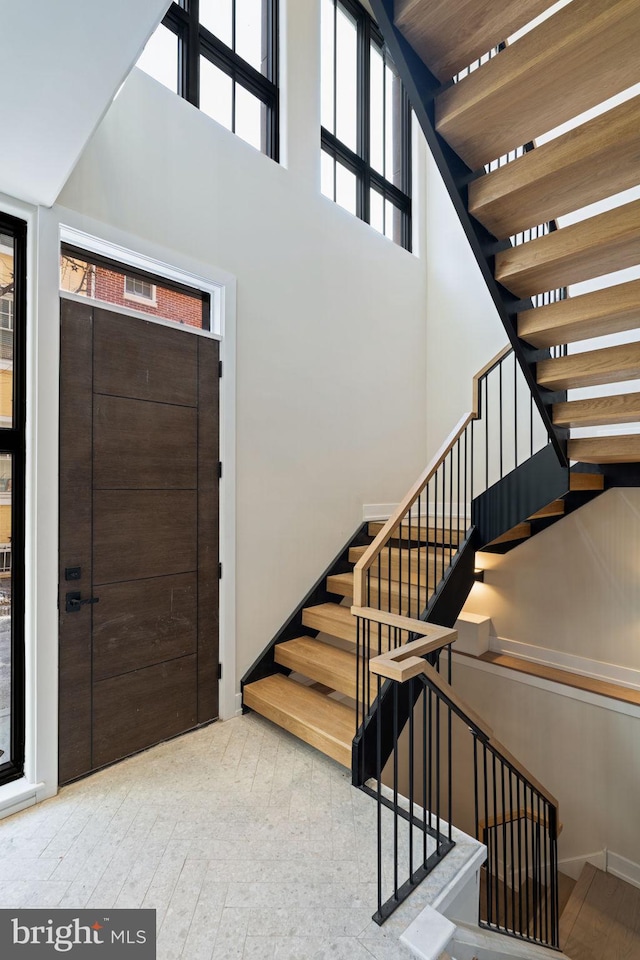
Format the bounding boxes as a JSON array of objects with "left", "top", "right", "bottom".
[{"left": 0, "top": 713, "right": 467, "bottom": 959}]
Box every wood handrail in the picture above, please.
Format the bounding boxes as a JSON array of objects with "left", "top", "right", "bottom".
[
  {"left": 368, "top": 644, "right": 559, "bottom": 811},
  {"left": 472, "top": 344, "right": 512, "bottom": 416},
  {"left": 353, "top": 344, "right": 511, "bottom": 608}
]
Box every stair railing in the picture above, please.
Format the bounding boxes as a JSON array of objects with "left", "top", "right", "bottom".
[
  {"left": 364, "top": 633, "right": 560, "bottom": 948},
  {"left": 352, "top": 344, "right": 552, "bottom": 627}
]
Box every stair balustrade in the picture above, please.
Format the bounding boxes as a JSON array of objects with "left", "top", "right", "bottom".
[
  {"left": 359, "top": 623, "right": 560, "bottom": 949},
  {"left": 353, "top": 345, "right": 553, "bottom": 627}
]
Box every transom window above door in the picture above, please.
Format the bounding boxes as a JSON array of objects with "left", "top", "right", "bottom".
[
  {"left": 137, "top": 0, "right": 279, "bottom": 160},
  {"left": 60, "top": 246, "right": 212, "bottom": 334}
]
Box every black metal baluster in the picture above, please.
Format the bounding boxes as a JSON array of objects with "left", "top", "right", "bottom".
[
  {"left": 501, "top": 762, "right": 508, "bottom": 931},
  {"left": 376, "top": 671, "right": 382, "bottom": 919},
  {"left": 509, "top": 770, "right": 516, "bottom": 934},
  {"left": 514, "top": 353, "right": 518, "bottom": 468},
  {"left": 485, "top": 376, "right": 489, "bottom": 490},
  {"left": 436, "top": 694, "right": 441, "bottom": 853},
  {"left": 393, "top": 682, "right": 399, "bottom": 900},
  {"left": 409, "top": 676, "right": 415, "bottom": 879},
  {"left": 483, "top": 744, "right": 491, "bottom": 924},
  {"left": 499, "top": 360, "right": 504, "bottom": 479},
  {"left": 492, "top": 753, "right": 499, "bottom": 928},
  {"left": 524, "top": 785, "right": 531, "bottom": 938},
  {"left": 422, "top": 684, "right": 428, "bottom": 864}
]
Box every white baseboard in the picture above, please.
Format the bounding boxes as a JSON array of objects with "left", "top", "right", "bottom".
[
  {"left": 606, "top": 850, "right": 640, "bottom": 890},
  {"left": 362, "top": 503, "right": 397, "bottom": 521},
  {"left": 234, "top": 692, "right": 243, "bottom": 717},
  {"left": 558, "top": 850, "right": 606, "bottom": 881},
  {"left": 489, "top": 635, "right": 640, "bottom": 692}
]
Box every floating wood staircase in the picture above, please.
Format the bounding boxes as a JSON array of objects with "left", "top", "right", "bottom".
[
  {"left": 242, "top": 521, "right": 463, "bottom": 767},
  {"left": 385, "top": 0, "right": 640, "bottom": 472}
]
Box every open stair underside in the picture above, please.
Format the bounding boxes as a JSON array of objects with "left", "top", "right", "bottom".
[{"left": 387, "top": 0, "right": 640, "bottom": 470}]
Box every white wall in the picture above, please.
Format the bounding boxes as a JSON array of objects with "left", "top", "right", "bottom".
[
  {"left": 55, "top": 0, "right": 431, "bottom": 688},
  {"left": 464, "top": 489, "right": 640, "bottom": 670},
  {"left": 451, "top": 657, "right": 640, "bottom": 870},
  {"left": 424, "top": 152, "right": 507, "bottom": 459}
]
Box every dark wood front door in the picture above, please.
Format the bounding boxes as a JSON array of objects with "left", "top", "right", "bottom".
[{"left": 59, "top": 300, "right": 219, "bottom": 784}]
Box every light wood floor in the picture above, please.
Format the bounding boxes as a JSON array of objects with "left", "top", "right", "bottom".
[{"left": 561, "top": 864, "right": 640, "bottom": 960}]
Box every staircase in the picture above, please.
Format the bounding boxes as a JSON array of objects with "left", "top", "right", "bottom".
[
  {"left": 242, "top": 521, "right": 463, "bottom": 768},
  {"left": 244, "top": 0, "right": 640, "bottom": 948},
  {"left": 378, "top": 0, "right": 640, "bottom": 476}
]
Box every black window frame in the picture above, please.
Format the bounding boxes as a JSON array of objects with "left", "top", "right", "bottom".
[
  {"left": 161, "top": 0, "right": 279, "bottom": 161},
  {"left": 0, "top": 212, "right": 26, "bottom": 788},
  {"left": 321, "top": 0, "right": 412, "bottom": 250}
]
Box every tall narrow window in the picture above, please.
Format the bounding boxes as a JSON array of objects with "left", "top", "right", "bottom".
[
  {"left": 321, "top": 0, "right": 412, "bottom": 249},
  {"left": 0, "top": 215, "right": 26, "bottom": 787},
  {"left": 137, "top": 0, "right": 279, "bottom": 160}
]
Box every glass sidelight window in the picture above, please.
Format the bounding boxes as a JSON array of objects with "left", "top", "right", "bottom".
[
  {"left": 0, "top": 214, "right": 26, "bottom": 787},
  {"left": 321, "top": 0, "right": 412, "bottom": 249}
]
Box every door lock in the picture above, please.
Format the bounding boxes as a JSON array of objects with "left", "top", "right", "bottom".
[{"left": 65, "top": 591, "right": 100, "bottom": 613}]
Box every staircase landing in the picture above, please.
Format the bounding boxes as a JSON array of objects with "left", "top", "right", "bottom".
[{"left": 561, "top": 863, "right": 640, "bottom": 960}]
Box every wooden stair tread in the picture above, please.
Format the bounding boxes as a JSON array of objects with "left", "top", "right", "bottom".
[
  {"left": 327, "top": 570, "right": 430, "bottom": 609},
  {"left": 528, "top": 499, "right": 564, "bottom": 520},
  {"left": 495, "top": 199, "right": 640, "bottom": 298},
  {"left": 568, "top": 434, "right": 640, "bottom": 464},
  {"left": 560, "top": 863, "right": 640, "bottom": 956},
  {"left": 471, "top": 652, "right": 640, "bottom": 708},
  {"left": 560, "top": 863, "right": 598, "bottom": 948},
  {"left": 537, "top": 341, "right": 640, "bottom": 391},
  {"left": 242, "top": 673, "right": 354, "bottom": 768},
  {"left": 394, "top": 0, "right": 553, "bottom": 83},
  {"left": 349, "top": 544, "right": 455, "bottom": 585},
  {"left": 275, "top": 637, "right": 357, "bottom": 700},
  {"left": 302, "top": 603, "right": 357, "bottom": 644},
  {"left": 554, "top": 392, "right": 640, "bottom": 428},
  {"left": 367, "top": 520, "right": 464, "bottom": 543},
  {"left": 518, "top": 279, "right": 640, "bottom": 348},
  {"left": 487, "top": 521, "right": 531, "bottom": 546},
  {"left": 469, "top": 94, "right": 640, "bottom": 238},
  {"left": 435, "top": 0, "right": 640, "bottom": 171},
  {"left": 569, "top": 472, "right": 604, "bottom": 491}
]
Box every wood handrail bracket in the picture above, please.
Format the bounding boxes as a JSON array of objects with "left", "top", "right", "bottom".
[{"left": 352, "top": 344, "right": 511, "bottom": 608}]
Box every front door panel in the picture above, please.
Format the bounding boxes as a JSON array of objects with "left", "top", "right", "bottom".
[{"left": 59, "top": 299, "right": 219, "bottom": 784}]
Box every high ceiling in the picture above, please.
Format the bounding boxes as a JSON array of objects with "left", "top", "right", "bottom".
[{"left": 0, "top": 0, "right": 169, "bottom": 207}]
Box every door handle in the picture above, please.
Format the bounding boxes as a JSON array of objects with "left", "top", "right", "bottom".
[{"left": 65, "top": 591, "right": 100, "bottom": 613}]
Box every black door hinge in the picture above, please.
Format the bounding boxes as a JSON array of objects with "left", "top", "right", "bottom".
[
  {"left": 217, "top": 663, "right": 222, "bottom": 680},
  {"left": 218, "top": 360, "right": 223, "bottom": 378},
  {"left": 218, "top": 461, "right": 223, "bottom": 479},
  {"left": 218, "top": 562, "right": 222, "bottom": 579}
]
